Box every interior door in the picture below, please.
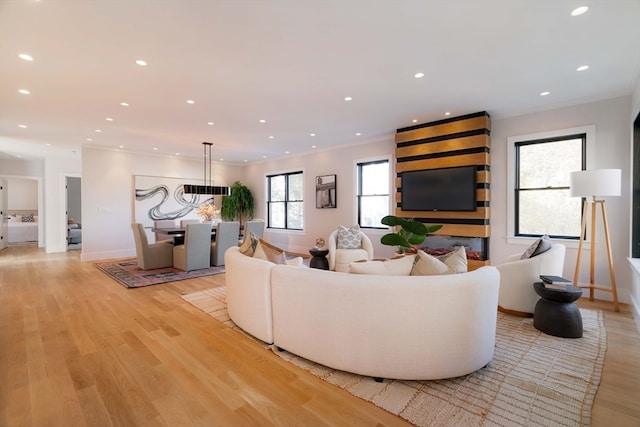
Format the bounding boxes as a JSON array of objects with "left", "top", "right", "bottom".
[{"left": 0, "top": 179, "right": 8, "bottom": 251}]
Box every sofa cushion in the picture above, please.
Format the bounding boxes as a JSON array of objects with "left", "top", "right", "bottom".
[
  {"left": 349, "top": 254, "right": 416, "bottom": 275},
  {"left": 337, "top": 225, "right": 361, "bottom": 249},
  {"left": 411, "top": 246, "right": 468, "bottom": 276},
  {"left": 285, "top": 256, "right": 304, "bottom": 266},
  {"left": 520, "top": 235, "right": 552, "bottom": 259},
  {"left": 253, "top": 239, "right": 287, "bottom": 264}
]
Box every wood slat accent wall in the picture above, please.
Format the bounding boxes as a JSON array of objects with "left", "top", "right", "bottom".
[{"left": 395, "top": 111, "right": 491, "bottom": 267}]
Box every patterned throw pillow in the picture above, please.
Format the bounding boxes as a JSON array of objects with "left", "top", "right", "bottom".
[
  {"left": 239, "top": 232, "right": 260, "bottom": 256},
  {"left": 337, "top": 225, "right": 361, "bottom": 249},
  {"left": 410, "top": 246, "right": 468, "bottom": 276},
  {"left": 520, "top": 235, "right": 552, "bottom": 259},
  {"left": 22, "top": 213, "right": 34, "bottom": 223}
]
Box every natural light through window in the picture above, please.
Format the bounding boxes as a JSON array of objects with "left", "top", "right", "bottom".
[{"left": 357, "top": 160, "right": 390, "bottom": 228}]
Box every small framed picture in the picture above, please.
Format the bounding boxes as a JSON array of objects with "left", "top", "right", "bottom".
[{"left": 316, "top": 174, "right": 336, "bottom": 208}]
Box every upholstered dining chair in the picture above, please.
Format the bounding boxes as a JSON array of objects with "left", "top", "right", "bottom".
[
  {"left": 239, "top": 219, "right": 265, "bottom": 245},
  {"left": 173, "top": 223, "right": 211, "bottom": 271},
  {"left": 153, "top": 220, "right": 175, "bottom": 243},
  {"left": 180, "top": 219, "right": 201, "bottom": 228},
  {"left": 211, "top": 221, "right": 240, "bottom": 266},
  {"left": 495, "top": 243, "right": 567, "bottom": 316},
  {"left": 132, "top": 223, "right": 174, "bottom": 270},
  {"left": 327, "top": 226, "right": 374, "bottom": 272}
]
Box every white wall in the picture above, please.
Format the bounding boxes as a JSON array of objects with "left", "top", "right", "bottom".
[
  {"left": 6, "top": 178, "right": 38, "bottom": 210},
  {"left": 80, "top": 147, "right": 245, "bottom": 261},
  {"left": 243, "top": 137, "right": 398, "bottom": 258}
]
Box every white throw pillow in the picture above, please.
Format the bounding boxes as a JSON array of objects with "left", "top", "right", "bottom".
[
  {"left": 285, "top": 256, "right": 304, "bottom": 266},
  {"left": 337, "top": 225, "right": 361, "bottom": 249},
  {"left": 521, "top": 235, "right": 552, "bottom": 259},
  {"left": 411, "top": 246, "right": 468, "bottom": 276},
  {"left": 349, "top": 254, "right": 416, "bottom": 275}
]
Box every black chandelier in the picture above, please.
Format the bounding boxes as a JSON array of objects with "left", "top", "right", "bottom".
[{"left": 183, "top": 142, "right": 230, "bottom": 195}]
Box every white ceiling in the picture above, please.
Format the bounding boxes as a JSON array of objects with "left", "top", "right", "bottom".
[{"left": 1, "top": 1, "right": 639, "bottom": 163}]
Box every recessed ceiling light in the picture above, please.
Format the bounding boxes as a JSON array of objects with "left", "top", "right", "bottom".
[
  {"left": 186, "top": 99, "right": 195, "bottom": 104},
  {"left": 120, "top": 102, "right": 129, "bottom": 107},
  {"left": 310, "top": 133, "right": 316, "bottom": 137},
  {"left": 175, "top": 153, "right": 180, "bottom": 156},
  {"left": 540, "top": 91, "right": 550, "bottom": 96},
  {"left": 95, "top": 129, "right": 102, "bottom": 132},
  {"left": 45, "top": 143, "right": 51, "bottom": 146},
  {"left": 153, "top": 147, "right": 159, "bottom": 151},
  {"left": 18, "top": 89, "right": 30, "bottom": 94},
  {"left": 16, "top": 155, "right": 22, "bottom": 158},
  {"left": 18, "top": 124, "right": 27, "bottom": 128},
  {"left": 207, "top": 122, "right": 214, "bottom": 126},
  {"left": 86, "top": 138, "right": 93, "bottom": 141},
  {"left": 355, "top": 132, "right": 361, "bottom": 136},
  {"left": 244, "top": 160, "right": 248, "bottom": 163},
  {"left": 311, "top": 145, "right": 317, "bottom": 149},
  {"left": 412, "top": 119, "right": 418, "bottom": 123},
  {"left": 445, "top": 112, "right": 451, "bottom": 116},
  {"left": 106, "top": 117, "right": 113, "bottom": 121},
  {"left": 19, "top": 53, "right": 34, "bottom": 61},
  {"left": 135, "top": 59, "right": 147, "bottom": 66},
  {"left": 344, "top": 96, "right": 352, "bottom": 101},
  {"left": 262, "top": 155, "right": 267, "bottom": 159},
  {"left": 259, "top": 119, "right": 266, "bottom": 123},
  {"left": 219, "top": 158, "right": 224, "bottom": 161},
  {"left": 119, "top": 145, "right": 124, "bottom": 149},
  {"left": 571, "top": 6, "right": 589, "bottom": 16},
  {"left": 576, "top": 65, "right": 590, "bottom": 71},
  {"left": 414, "top": 72, "right": 425, "bottom": 79},
  {"left": 269, "top": 136, "right": 274, "bottom": 139},
  {"left": 285, "top": 151, "right": 290, "bottom": 154}
]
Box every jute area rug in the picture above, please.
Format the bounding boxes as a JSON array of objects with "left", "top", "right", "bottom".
[
  {"left": 95, "top": 258, "right": 224, "bottom": 288},
  {"left": 182, "top": 287, "right": 606, "bottom": 427}
]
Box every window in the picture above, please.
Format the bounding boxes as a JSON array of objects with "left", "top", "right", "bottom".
[
  {"left": 357, "top": 159, "right": 390, "bottom": 228},
  {"left": 514, "top": 134, "right": 585, "bottom": 238},
  {"left": 267, "top": 171, "right": 303, "bottom": 230}
]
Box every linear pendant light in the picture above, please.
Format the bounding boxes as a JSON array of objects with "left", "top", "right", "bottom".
[{"left": 183, "top": 142, "right": 230, "bottom": 195}]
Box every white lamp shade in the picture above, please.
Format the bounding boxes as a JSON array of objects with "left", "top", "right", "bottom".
[{"left": 570, "top": 169, "right": 621, "bottom": 197}]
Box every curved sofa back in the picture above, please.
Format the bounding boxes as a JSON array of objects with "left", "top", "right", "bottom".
[{"left": 270, "top": 264, "right": 500, "bottom": 380}]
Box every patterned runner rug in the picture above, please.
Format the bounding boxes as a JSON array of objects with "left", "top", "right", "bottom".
[
  {"left": 182, "top": 287, "right": 606, "bottom": 426},
  {"left": 95, "top": 258, "right": 224, "bottom": 288}
]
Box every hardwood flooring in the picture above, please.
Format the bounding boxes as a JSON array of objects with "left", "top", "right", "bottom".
[{"left": 1, "top": 245, "right": 639, "bottom": 426}]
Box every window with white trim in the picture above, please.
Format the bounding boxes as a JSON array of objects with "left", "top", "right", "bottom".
[
  {"left": 356, "top": 159, "right": 390, "bottom": 228},
  {"left": 514, "top": 134, "right": 585, "bottom": 238},
  {"left": 267, "top": 171, "right": 303, "bottom": 230}
]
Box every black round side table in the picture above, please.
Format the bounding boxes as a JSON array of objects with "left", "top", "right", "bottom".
[
  {"left": 533, "top": 282, "right": 583, "bottom": 338},
  {"left": 309, "top": 247, "right": 329, "bottom": 270}
]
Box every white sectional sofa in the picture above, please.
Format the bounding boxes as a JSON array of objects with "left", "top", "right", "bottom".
[{"left": 224, "top": 246, "right": 500, "bottom": 380}]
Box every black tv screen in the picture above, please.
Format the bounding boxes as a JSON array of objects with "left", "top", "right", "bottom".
[{"left": 401, "top": 166, "right": 477, "bottom": 211}]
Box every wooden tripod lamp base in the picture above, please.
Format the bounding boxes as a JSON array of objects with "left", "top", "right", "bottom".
[{"left": 570, "top": 169, "right": 621, "bottom": 313}]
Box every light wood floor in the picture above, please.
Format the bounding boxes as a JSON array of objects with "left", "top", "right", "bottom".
[{"left": 1, "top": 246, "right": 639, "bottom": 426}]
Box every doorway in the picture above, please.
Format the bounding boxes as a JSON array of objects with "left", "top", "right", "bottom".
[{"left": 67, "top": 176, "right": 82, "bottom": 250}]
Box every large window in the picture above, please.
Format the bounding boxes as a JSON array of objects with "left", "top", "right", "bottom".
[
  {"left": 514, "top": 134, "right": 585, "bottom": 238},
  {"left": 357, "top": 159, "right": 390, "bottom": 228},
  {"left": 267, "top": 171, "right": 303, "bottom": 230}
]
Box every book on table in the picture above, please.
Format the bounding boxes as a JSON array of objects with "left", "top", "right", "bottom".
[{"left": 540, "top": 275, "right": 571, "bottom": 290}]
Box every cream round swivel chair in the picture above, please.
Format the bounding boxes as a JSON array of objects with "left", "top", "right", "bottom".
[
  {"left": 495, "top": 243, "right": 567, "bottom": 316},
  {"left": 327, "top": 227, "right": 374, "bottom": 272}
]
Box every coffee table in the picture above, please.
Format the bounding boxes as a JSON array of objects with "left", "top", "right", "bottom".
[{"left": 533, "top": 282, "right": 583, "bottom": 338}]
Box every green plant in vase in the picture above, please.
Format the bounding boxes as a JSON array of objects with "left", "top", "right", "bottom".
[
  {"left": 380, "top": 215, "right": 442, "bottom": 254},
  {"left": 220, "top": 181, "right": 255, "bottom": 227}
]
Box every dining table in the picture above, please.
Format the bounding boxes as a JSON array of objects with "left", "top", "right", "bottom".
[{"left": 151, "top": 227, "right": 216, "bottom": 245}]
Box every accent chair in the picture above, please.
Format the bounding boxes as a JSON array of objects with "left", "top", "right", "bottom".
[
  {"left": 173, "top": 223, "right": 212, "bottom": 271},
  {"left": 211, "top": 221, "right": 240, "bottom": 266},
  {"left": 132, "top": 223, "right": 174, "bottom": 270}
]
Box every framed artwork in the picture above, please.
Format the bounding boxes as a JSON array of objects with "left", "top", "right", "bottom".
[{"left": 316, "top": 174, "right": 336, "bottom": 208}]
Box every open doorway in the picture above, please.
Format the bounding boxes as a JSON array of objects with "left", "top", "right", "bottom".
[{"left": 67, "top": 176, "right": 82, "bottom": 250}]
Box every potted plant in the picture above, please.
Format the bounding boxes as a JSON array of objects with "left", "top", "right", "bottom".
[
  {"left": 221, "top": 181, "right": 255, "bottom": 227},
  {"left": 380, "top": 215, "right": 442, "bottom": 254}
]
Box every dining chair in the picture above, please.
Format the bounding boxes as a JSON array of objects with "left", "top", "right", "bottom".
[
  {"left": 173, "top": 223, "right": 212, "bottom": 271},
  {"left": 239, "top": 219, "right": 265, "bottom": 245},
  {"left": 153, "top": 220, "right": 175, "bottom": 243},
  {"left": 211, "top": 221, "right": 240, "bottom": 266},
  {"left": 180, "top": 219, "right": 201, "bottom": 228},
  {"left": 132, "top": 223, "right": 174, "bottom": 270}
]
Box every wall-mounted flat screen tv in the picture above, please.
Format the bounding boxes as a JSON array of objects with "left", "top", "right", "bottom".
[{"left": 401, "top": 165, "right": 477, "bottom": 211}]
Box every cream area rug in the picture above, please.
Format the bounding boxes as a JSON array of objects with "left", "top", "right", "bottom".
[{"left": 182, "top": 287, "right": 606, "bottom": 427}]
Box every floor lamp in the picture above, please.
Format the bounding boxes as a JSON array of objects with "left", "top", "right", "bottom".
[{"left": 570, "top": 169, "right": 621, "bottom": 312}]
